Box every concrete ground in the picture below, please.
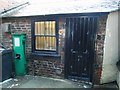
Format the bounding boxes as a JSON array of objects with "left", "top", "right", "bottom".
[
  {"left": 0, "top": 75, "right": 91, "bottom": 88},
  {"left": 0, "top": 75, "right": 118, "bottom": 89}
]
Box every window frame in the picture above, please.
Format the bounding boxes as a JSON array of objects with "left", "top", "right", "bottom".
[{"left": 31, "top": 17, "right": 59, "bottom": 56}]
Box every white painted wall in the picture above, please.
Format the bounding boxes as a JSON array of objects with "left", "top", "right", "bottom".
[
  {"left": 100, "top": 11, "right": 120, "bottom": 84},
  {"left": 117, "top": 72, "right": 120, "bottom": 89}
]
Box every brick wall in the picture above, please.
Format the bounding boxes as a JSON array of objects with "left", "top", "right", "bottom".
[
  {"left": 27, "top": 18, "right": 66, "bottom": 78},
  {"left": 94, "top": 15, "right": 108, "bottom": 84},
  {"left": 2, "top": 18, "right": 31, "bottom": 51},
  {"left": 2, "top": 17, "right": 65, "bottom": 78},
  {"left": 27, "top": 57, "right": 64, "bottom": 78}
]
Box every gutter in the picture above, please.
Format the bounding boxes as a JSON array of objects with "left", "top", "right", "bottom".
[{"left": 0, "top": 2, "right": 29, "bottom": 17}]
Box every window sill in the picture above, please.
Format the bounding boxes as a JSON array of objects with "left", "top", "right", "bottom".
[{"left": 31, "top": 52, "right": 61, "bottom": 58}]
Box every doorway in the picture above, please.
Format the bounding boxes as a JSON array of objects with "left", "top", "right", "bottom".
[{"left": 65, "top": 16, "right": 98, "bottom": 82}]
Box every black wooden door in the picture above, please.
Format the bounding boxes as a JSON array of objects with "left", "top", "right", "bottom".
[{"left": 65, "top": 17, "right": 98, "bottom": 82}]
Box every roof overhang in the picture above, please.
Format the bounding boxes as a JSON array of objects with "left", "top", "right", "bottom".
[
  {"left": 2, "top": 0, "right": 119, "bottom": 18},
  {"left": 0, "top": 2, "right": 29, "bottom": 17}
]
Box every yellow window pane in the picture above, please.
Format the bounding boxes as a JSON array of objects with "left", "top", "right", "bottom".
[
  {"left": 36, "top": 36, "right": 39, "bottom": 49},
  {"left": 45, "top": 37, "right": 51, "bottom": 50},
  {"left": 36, "top": 36, "right": 45, "bottom": 50},
  {"left": 48, "top": 22, "right": 51, "bottom": 35},
  {"left": 45, "top": 22, "right": 47, "bottom": 35},
  {"left": 45, "top": 37, "right": 56, "bottom": 50},
  {"left": 40, "top": 36, "right": 44, "bottom": 49},
  {"left": 51, "top": 21, "right": 55, "bottom": 35},
  {"left": 35, "top": 22, "right": 38, "bottom": 35},
  {"left": 40, "top": 22, "right": 45, "bottom": 35},
  {"left": 52, "top": 37, "right": 56, "bottom": 50},
  {"left": 35, "top": 22, "right": 42, "bottom": 35},
  {"left": 36, "top": 36, "right": 56, "bottom": 50},
  {"left": 38, "top": 22, "right": 40, "bottom": 34}
]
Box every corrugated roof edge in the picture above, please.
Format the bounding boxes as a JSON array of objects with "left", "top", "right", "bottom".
[{"left": 0, "top": 2, "right": 29, "bottom": 17}]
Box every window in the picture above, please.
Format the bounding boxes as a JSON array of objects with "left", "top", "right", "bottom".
[{"left": 34, "top": 21, "right": 57, "bottom": 52}]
